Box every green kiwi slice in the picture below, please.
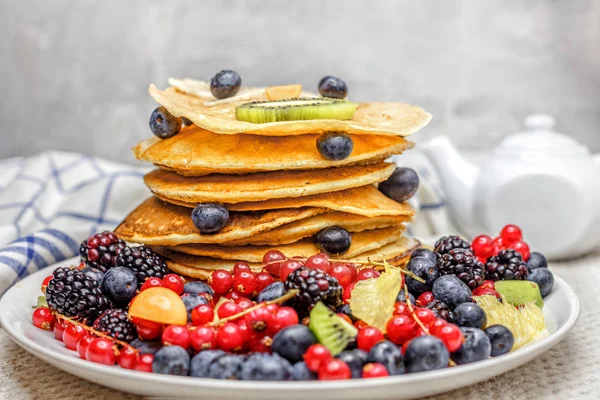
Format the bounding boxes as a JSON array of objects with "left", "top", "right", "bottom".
[
  {"left": 235, "top": 98, "right": 358, "bottom": 123},
  {"left": 309, "top": 302, "right": 358, "bottom": 355},
  {"left": 495, "top": 280, "right": 544, "bottom": 309}
]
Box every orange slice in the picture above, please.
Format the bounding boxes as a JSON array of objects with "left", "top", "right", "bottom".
[
  {"left": 128, "top": 287, "right": 187, "bottom": 325},
  {"left": 266, "top": 84, "right": 302, "bottom": 101}
]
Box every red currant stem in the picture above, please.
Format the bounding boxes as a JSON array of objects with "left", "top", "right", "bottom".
[{"left": 205, "top": 289, "right": 300, "bottom": 328}]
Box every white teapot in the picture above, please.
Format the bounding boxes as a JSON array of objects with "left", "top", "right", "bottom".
[{"left": 421, "top": 114, "right": 600, "bottom": 260}]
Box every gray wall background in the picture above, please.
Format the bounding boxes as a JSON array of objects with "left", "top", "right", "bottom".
[{"left": 2, "top": 0, "right": 599, "bottom": 163}]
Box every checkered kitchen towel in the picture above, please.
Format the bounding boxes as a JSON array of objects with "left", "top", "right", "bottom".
[{"left": 0, "top": 150, "right": 457, "bottom": 296}]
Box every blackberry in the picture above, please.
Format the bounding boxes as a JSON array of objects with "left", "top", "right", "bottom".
[
  {"left": 115, "top": 245, "right": 170, "bottom": 287},
  {"left": 93, "top": 308, "right": 137, "bottom": 342},
  {"left": 426, "top": 300, "right": 453, "bottom": 322},
  {"left": 437, "top": 249, "right": 484, "bottom": 290},
  {"left": 485, "top": 249, "right": 528, "bottom": 281},
  {"left": 79, "top": 231, "right": 126, "bottom": 272},
  {"left": 284, "top": 267, "right": 342, "bottom": 317},
  {"left": 434, "top": 235, "right": 471, "bottom": 256},
  {"left": 45, "top": 267, "right": 111, "bottom": 323}
]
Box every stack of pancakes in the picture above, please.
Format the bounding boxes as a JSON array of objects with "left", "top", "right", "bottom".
[{"left": 116, "top": 80, "right": 431, "bottom": 280}]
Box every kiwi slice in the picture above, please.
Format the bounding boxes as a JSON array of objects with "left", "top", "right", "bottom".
[
  {"left": 495, "top": 280, "right": 544, "bottom": 309},
  {"left": 235, "top": 98, "right": 358, "bottom": 123},
  {"left": 309, "top": 302, "right": 358, "bottom": 355}
]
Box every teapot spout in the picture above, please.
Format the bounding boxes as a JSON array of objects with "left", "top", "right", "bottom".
[{"left": 420, "top": 135, "right": 479, "bottom": 237}]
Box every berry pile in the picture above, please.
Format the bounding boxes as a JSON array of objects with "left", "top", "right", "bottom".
[{"left": 32, "top": 226, "right": 554, "bottom": 381}]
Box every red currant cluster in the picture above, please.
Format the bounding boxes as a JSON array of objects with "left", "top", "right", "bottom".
[{"left": 471, "top": 224, "right": 530, "bottom": 263}]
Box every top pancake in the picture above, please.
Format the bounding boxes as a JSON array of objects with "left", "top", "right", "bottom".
[
  {"left": 134, "top": 126, "right": 413, "bottom": 176},
  {"left": 149, "top": 85, "right": 431, "bottom": 137}
]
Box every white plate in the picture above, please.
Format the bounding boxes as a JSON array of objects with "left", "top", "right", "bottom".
[{"left": 0, "top": 257, "right": 580, "bottom": 400}]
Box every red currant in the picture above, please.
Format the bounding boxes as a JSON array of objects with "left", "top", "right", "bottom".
[
  {"left": 191, "top": 304, "right": 214, "bottom": 326},
  {"left": 493, "top": 236, "right": 505, "bottom": 254},
  {"left": 135, "top": 319, "right": 163, "bottom": 340},
  {"left": 279, "top": 259, "right": 304, "bottom": 281},
  {"left": 135, "top": 354, "right": 154, "bottom": 372},
  {"left": 416, "top": 292, "right": 435, "bottom": 307},
  {"left": 354, "top": 320, "right": 369, "bottom": 330},
  {"left": 306, "top": 253, "right": 331, "bottom": 273},
  {"left": 233, "top": 270, "right": 256, "bottom": 295},
  {"left": 62, "top": 324, "right": 87, "bottom": 350},
  {"left": 190, "top": 326, "right": 216, "bottom": 351},
  {"left": 218, "top": 302, "right": 242, "bottom": 319},
  {"left": 501, "top": 224, "right": 523, "bottom": 246},
  {"left": 357, "top": 326, "right": 384, "bottom": 351},
  {"left": 216, "top": 323, "right": 244, "bottom": 351},
  {"left": 224, "top": 290, "right": 247, "bottom": 301},
  {"left": 254, "top": 272, "right": 275, "bottom": 293},
  {"left": 346, "top": 264, "right": 358, "bottom": 282},
  {"left": 76, "top": 335, "right": 95, "bottom": 359},
  {"left": 362, "top": 362, "right": 389, "bottom": 378},
  {"left": 53, "top": 320, "right": 67, "bottom": 341},
  {"left": 430, "top": 318, "right": 448, "bottom": 335},
  {"left": 393, "top": 302, "right": 410, "bottom": 316},
  {"left": 248, "top": 334, "right": 273, "bottom": 353},
  {"left": 269, "top": 307, "right": 299, "bottom": 334},
  {"left": 265, "top": 304, "right": 279, "bottom": 313},
  {"left": 262, "top": 250, "right": 286, "bottom": 276},
  {"left": 329, "top": 264, "right": 353, "bottom": 287},
  {"left": 162, "top": 325, "right": 191, "bottom": 348},
  {"left": 413, "top": 308, "right": 436, "bottom": 327},
  {"left": 337, "top": 313, "right": 353, "bottom": 325},
  {"left": 32, "top": 307, "right": 54, "bottom": 331},
  {"left": 386, "top": 315, "right": 416, "bottom": 345},
  {"left": 210, "top": 270, "right": 234, "bottom": 294},
  {"left": 233, "top": 261, "right": 252, "bottom": 274},
  {"left": 480, "top": 280, "right": 495, "bottom": 290},
  {"left": 236, "top": 298, "right": 255, "bottom": 311},
  {"left": 318, "top": 359, "right": 351, "bottom": 380},
  {"left": 245, "top": 306, "right": 273, "bottom": 333},
  {"left": 433, "top": 323, "right": 464, "bottom": 352},
  {"left": 86, "top": 338, "right": 116, "bottom": 365},
  {"left": 117, "top": 347, "right": 138, "bottom": 369},
  {"left": 304, "top": 344, "right": 332, "bottom": 372},
  {"left": 140, "top": 277, "right": 164, "bottom": 292},
  {"left": 41, "top": 275, "right": 53, "bottom": 294},
  {"left": 471, "top": 235, "right": 495, "bottom": 260},
  {"left": 342, "top": 283, "right": 355, "bottom": 304},
  {"left": 162, "top": 274, "right": 185, "bottom": 295},
  {"left": 472, "top": 286, "right": 501, "bottom": 299},
  {"left": 510, "top": 240, "right": 531, "bottom": 261},
  {"left": 355, "top": 268, "right": 380, "bottom": 282},
  {"left": 236, "top": 319, "right": 253, "bottom": 347}
]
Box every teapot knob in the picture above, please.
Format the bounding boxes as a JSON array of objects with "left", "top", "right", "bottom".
[{"left": 523, "top": 114, "right": 555, "bottom": 131}]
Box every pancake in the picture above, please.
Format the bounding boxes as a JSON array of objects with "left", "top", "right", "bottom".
[
  {"left": 353, "top": 236, "right": 420, "bottom": 265},
  {"left": 222, "top": 212, "right": 409, "bottom": 246},
  {"left": 156, "top": 185, "right": 414, "bottom": 218},
  {"left": 114, "top": 197, "right": 326, "bottom": 245},
  {"left": 172, "top": 226, "right": 404, "bottom": 263},
  {"left": 149, "top": 84, "right": 431, "bottom": 137},
  {"left": 144, "top": 163, "right": 396, "bottom": 204},
  {"left": 134, "top": 126, "right": 413, "bottom": 176}
]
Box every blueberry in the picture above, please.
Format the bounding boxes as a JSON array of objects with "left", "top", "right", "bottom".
[
  {"left": 183, "top": 281, "right": 214, "bottom": 297},
  {"left": 315, "top": 227, "right": 351, "bottom": 256},
  {"left": 210, "top": 70, "right": 242, "bottom": 99},
  {"left": 411, "top": 248, "right": 437, "bottom": 264},
  {"left": 396, "top": 289, "right": 416, "bottom": 305},
  {"left": 453, "top": 302, "right": 487, "bottom": 329},
  {"left": 240, "top": 353, "right": 293, "bottom": 381},
  {"left": 367, "top": 340, "right": 404, "bottom": 375},
  {"left": 182, "top": 294, "right": 209, "bottom": 321},
  {"left": 291, "top": 361, "right": 317, "bottom": 380},
  {"left": 527, "top": 252, "right": 548, "bottom": 271},
  {"left": 190, "top": 350, "right": 225, "bottom": 378},
  {"left": 403, "top": 336, "right": 449, "bottom": 373},
  {"left": 337, "top": 304, "right": 357, "bottom": 323},
  {"left": 191, "top": 203, "right": 229, "bottom": 234},
  {"left": 207, "top": 354, "right": 246, "bottom": 379},
  {"left": 318, "top": 76, "right": 348, "bottom": 99},
  {"left": 182, "top": 117, "right": 193, "bottom": 127},
  {"left": 256, "top": 281, "right": 285, "bottom": 303},
  {"left": 101, "top": 267, "right": 138, "bottom": 305},
  {"left": 432, "top": 275, "right": 472, "bottom": 310},
  {"left": 338, "top": 349, "right": 368, "bottom": 378},
  {"left": 149, "top": 106, "right": 182, "bottom": 139},
  {"left": 272, "top": 324, "right": 317, "bottom": 364},
  {"left": 405, "top": 257, "right": 439, "bottom": 295},
  {"left": 451, "top": 327, "right": 491, "bottom": 365},
  {"left": 152, "top": 345, "right": 190, "bottom": 376},
  {"left": 316, "top": 132, "right": 354, "bottom": 161},
  {"left": 528, "top": 268, "right": 554, "bottom": 297},
  {"left": 484, "top": 325, "right": 514, "bottom": 357},
  {"left": 129, "top": 338, "right": 163, "bottom": 355},
  {"left": 378, "top": 167, "right": 420, "bottom": 203},
  {"left": 81, "top": 266, "right": 104, "bottom": 286}
]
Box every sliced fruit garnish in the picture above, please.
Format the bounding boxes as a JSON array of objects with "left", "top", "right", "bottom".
[
  {"left": 128, "top": 287, "right": 187, "bottom": 325},
  {"left": 309, "top": 302, "right": 357, "bottom": 356},
  {"left": 495, "top": 280, "right": 543, "bottom": 309},
  {"left": 348, "top": 261, "right": 401, "bottom": 331},
  {"left": 474, "top": 294, "right": 546, "bottom": 350},
  {"left": 266, "top": 84, "right": 303, "bottom": 101},
  {"left": 235, "top": 98, "right": 357, "bottom": 123}
]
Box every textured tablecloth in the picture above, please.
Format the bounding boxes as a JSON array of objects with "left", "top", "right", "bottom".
[{"left": 0, "top": 253, "right": 597, "bottom": 400}]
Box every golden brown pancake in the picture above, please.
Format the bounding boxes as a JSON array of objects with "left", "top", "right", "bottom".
[
  {"left": 144, "top": 163, "right": 396, "bottom": 203},
  {"left": 134, "top": 127, "right": 413, "bottom": 176},
  {"left": 114, "top": 197, "right": 326, "bottom": 245},
  {"left": 172, "top": 226, "right": 404, "bottom": 262},
  {"left": 156, "top": 185, "right": 414, "bottom": 218},
  {"left": 149, "top": 85, "right": 432, "bottom": 137}
]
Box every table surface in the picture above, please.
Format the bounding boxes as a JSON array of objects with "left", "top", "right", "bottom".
[{"left": 1, "top": 253, "right": 599, "bottom": 400}]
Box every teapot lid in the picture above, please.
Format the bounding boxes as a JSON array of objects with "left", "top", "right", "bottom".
[{"left": 495, "top": 114, "right": 587, "bottom": 156}]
